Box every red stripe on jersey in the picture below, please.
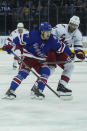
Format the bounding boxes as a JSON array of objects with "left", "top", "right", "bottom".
[
  {"left": 60, "top": 42, "right": 65, "bottom": 52},
  {"left": 20, "top": 34, "right": 22, "bottom": 38},
  {"left": 61, "top": 75, "right": 69, "bottom": 83}
]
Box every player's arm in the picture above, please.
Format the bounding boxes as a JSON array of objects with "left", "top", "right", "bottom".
[
  {"left": 2, "top": 31, "right": 30, "bottom": 53},
  {"left": 22, "top": 33, "right": 30, "bottom": 45},
  {"left": 2, "top": 33, "right": 15, "bottom": 54},
  {"left": 64, "top": 44, "right": 75, "bottom": 59},
  {"left": 2, "top": 43, "right": 14, "bottom": 54},
  {"left": 74, "top": 32, "right": 85, "bottom": 60},
  {"left": 57, "top": 41, "right": 75, "bottom": 60},
  {"left": 52, "top": 35, "right": 75, "bottom": 60}
]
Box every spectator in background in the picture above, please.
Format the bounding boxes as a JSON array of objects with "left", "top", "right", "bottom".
[
  {"left": 22, "top": 6, "right": 29, "bottom": 20},
  {"left": 0, "top": 0, "right": 87, "bottom": 35}
]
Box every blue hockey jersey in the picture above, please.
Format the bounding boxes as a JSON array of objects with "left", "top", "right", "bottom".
[{"left": 13, "top": 30, "right": 72, "bottom": 60}]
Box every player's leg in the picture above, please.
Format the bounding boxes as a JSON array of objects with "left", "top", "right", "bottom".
[
  {"left": 5, "top": 70, "right": 29, "bottom": 99},
  {"left": 30, "top": 50, "right": 57, "bottom": 99},
  {"left": 4, "top": 57, "right": 31, "bottom": 99},
  {"left": 57, "top": 62, "right": 74, "bottom": 95},
  {"left": 13, "top": 49, "right": 21, "bottom": 69},
  {"left": 31, "top": 65, "right": 51, "bottom": 99},
  {"left": 56, "top": 53, "right": 74, "bottom": 98}
]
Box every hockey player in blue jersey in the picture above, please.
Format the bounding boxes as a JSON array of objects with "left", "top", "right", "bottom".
[{"left": 2, "top": 22, "right": 74, "bottom": 100}]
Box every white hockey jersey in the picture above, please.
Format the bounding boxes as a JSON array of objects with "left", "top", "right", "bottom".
[
  {"left": 52, "top": 24, "right": 83, "bottom": 51},
  {"left": 6, "top": 28, "right": 29, "bottom": 46}
]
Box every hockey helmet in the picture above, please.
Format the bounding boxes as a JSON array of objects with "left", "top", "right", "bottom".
[
  {"left": 39, "top": 22, "right": 52, "bottom": 31},
  {"left": 69, "top": 16, "right": 80, "bottom": 27},
  {"left": 17, "top": 22, "right": 24, "bottom": 28}
]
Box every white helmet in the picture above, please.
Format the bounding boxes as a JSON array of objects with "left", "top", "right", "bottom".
[
  {"left": 17, "top": 22, "right": 24, "bottom": 28},
  {"left": 69, "top": 16, "right": 80, "bottom": 27}
]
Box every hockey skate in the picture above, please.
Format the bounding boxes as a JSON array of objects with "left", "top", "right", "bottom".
[
  {"left": 3, "top": 88, "right": 16, "bottom": 100},
  {"left": 30, "top": 85, "right": 45, "bottom": 100},
  {"left": 57, "top": 82, "right": 73, "bottom": 100}
]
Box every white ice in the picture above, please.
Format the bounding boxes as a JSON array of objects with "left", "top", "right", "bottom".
[{"left": 0, "top": 51, "right": 87, "bottom": 131}]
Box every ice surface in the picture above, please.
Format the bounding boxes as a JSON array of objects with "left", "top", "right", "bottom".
[{"left": 0, "top": 51, "right": 87, "bottom": 131}]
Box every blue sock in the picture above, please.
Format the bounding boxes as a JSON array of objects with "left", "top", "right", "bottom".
[
  {"left": 37, "top": 67, "right": 50, "bottom": 91},
  {"left": 9, "top": 71, "right": 29, "bottom": 91}
]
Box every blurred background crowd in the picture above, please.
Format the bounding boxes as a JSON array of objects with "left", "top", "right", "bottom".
[{"left": 0, "top": 0, "right": 87, "bottom": 35}]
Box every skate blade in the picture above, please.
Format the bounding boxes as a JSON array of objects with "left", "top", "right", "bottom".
[
  {"left": 30, "top": 93, "right": 45, "bottom": 100},
  {"left": 60, "top": 95, "right": 73, "bottom": 101},
  {"left": 2, "top": 95, "right": 16, "bottom": 100},
  {"left": 57, "top": 91, "right": 73, "bottom": 100}
]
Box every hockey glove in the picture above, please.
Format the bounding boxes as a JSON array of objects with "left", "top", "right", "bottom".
[
  {"left": 75, "top": 50, "right": 85, "bottom": 60},
  {"left": 2, "top": 44, "right": 13, "bottom": 54}
]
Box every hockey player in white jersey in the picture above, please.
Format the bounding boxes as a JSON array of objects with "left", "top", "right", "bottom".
[
  {"left": 6, "top": 22, "right": 29, "bottom": 69},
  {"left": 52, "top": 16, "right": 85, "bottom": 99}
]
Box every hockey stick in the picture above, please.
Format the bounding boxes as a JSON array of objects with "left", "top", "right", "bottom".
[
  {"left": 74, "top": 60, "right": 87, "bottom": 62},
  {"left": 40, "top": 59, "right": 87, "bottom": 65},
  {"left": 39, "top": 60, "right": 72, "bottom": 65},
  {"left": 11, "top": 51, "right": 60, "bottom": 98}
]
